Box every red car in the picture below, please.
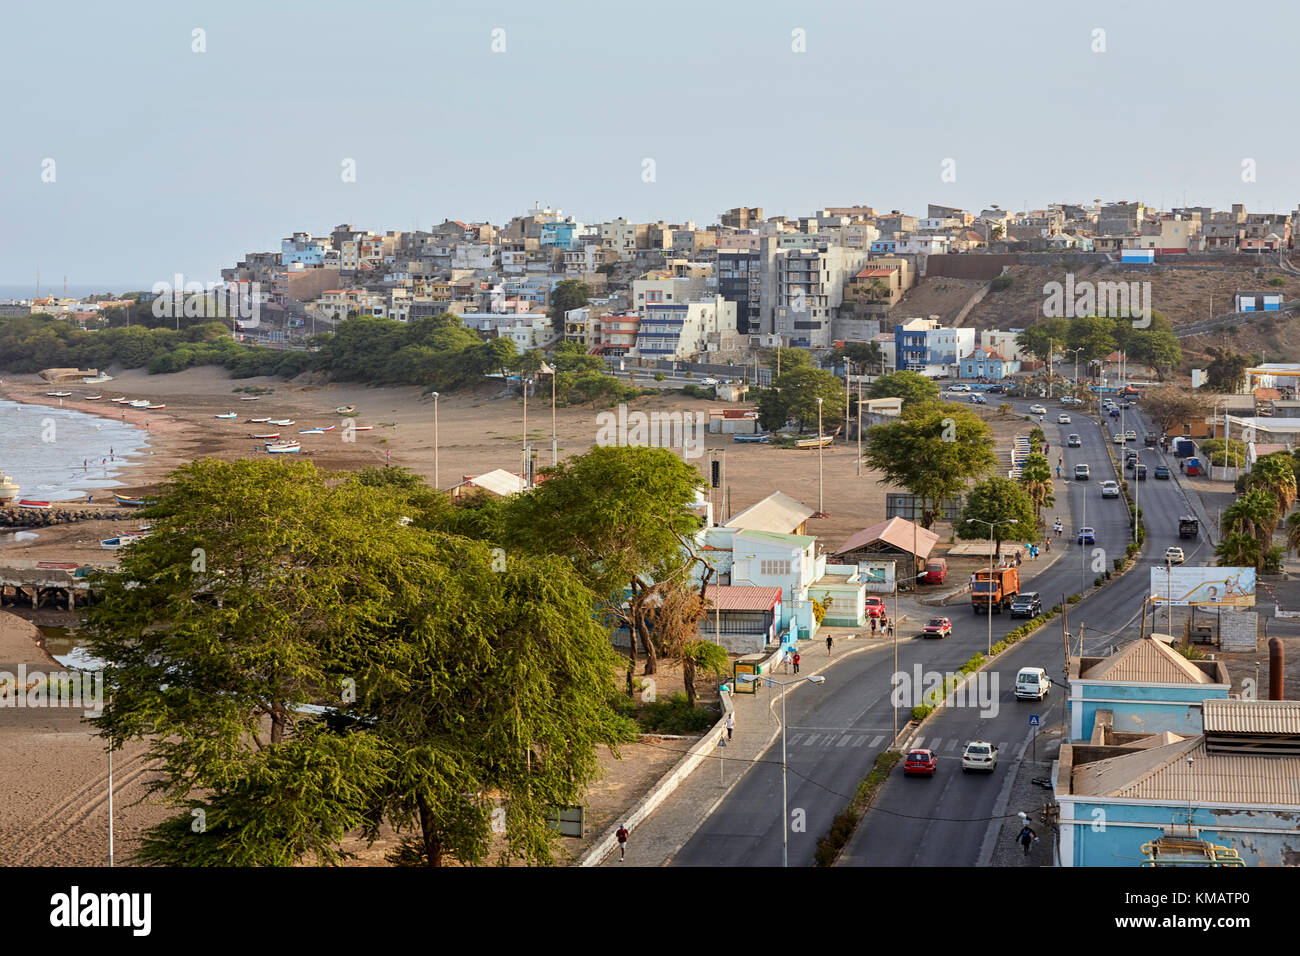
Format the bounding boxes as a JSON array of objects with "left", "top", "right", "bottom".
[
  {"left": 865, "top": 597, "right": 886, "bottom": 618},
  {"left": 904, "top": 749, "right": 938, "bottom": 776},
  {"left": 922, "top": 617, "right": 953, "bottom": 639}
]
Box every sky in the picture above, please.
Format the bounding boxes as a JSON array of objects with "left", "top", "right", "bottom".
[{"left": 2, "top": 0, "right": 1297, "bottom": 291}]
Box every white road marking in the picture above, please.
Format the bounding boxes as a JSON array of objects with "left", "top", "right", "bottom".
[
  {"left": 869, "top": 735, "right": 884, "bottom": 748},
  {"left": 837, "top": 735, "right": 852, "bottom": 747}
]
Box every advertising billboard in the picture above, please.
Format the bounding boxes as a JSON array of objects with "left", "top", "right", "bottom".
[{"left": 1149, "top": 566, "right": 1255, "bottom": 607}]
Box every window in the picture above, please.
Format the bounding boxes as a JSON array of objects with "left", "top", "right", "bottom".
[{"left": 760, "top": 559, "right": 791, "bottom": 576}]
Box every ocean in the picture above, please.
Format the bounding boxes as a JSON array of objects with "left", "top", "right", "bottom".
[{"left": 0, "top": 399, "right": 152, "bottom": 502}]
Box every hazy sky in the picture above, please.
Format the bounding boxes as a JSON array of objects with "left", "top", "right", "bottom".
[{"left": 2, "top": 0, "right": 1297, "bottom": 289}]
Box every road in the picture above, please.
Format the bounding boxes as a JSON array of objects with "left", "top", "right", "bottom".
[
  {"left": 838, "top": 399, "right": 1214, "bottom": 867},
  {"left": 670, "top": 396, "right": 1186, "bottom": 867}
]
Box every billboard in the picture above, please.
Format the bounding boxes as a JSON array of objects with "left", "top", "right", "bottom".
[{"left": 1150, "top": 566, "right": 1255, "bottom": 607}]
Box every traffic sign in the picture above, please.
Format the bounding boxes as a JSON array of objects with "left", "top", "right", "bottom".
[{"left": 1029, "top": 714, "right": 1040, "bottom": 726}]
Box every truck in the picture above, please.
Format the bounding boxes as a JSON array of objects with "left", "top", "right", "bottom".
[
  {"left": 971, "top": 566, "right": 1020, "bottom": 614},
  {"left": 1179, "top": 515, "right": 1198, "bottom": 539},
  {"left": 1173, "top": 437, "right": 1195, "bottom": 457}
]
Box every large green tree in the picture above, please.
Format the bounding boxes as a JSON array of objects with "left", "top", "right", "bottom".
[
  {"left": 866, "top": 370, "right": 940, "bottom": 407},
  {"left": 1204, "top": 347, "right": 1250, "bottom": 393},
  {"left": 547, "top": 279, "right": 591, "bottom": 334},
  {"left": 757, "top": 365, "right": 846, "bottom": 433},
  {"left": 956, "top": 476, "right": 1038, "bottom": 557},
  {"left": 1017, "top": 452, "right": 1055, "bottom": 523},
  {"left": 1016, "top": 318, "right": 1069, "bottom": 364}
]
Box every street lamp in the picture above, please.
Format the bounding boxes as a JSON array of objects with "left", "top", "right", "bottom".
[
  {"left": 1166, "top": 557, "right": 1174, "bottom": 634},
  {"left": 1066, "top": 347, "right": 1085, "bottom": 387},
  {"left": 966, "top": 517, "right": 1016, "bottom": 654},
  {"left": 816, "top": 396, "right": 824, "bottom": 515},
  {"left": 431, "top": 391, "right": 439, "bottom": 489},
  {"left": 740, "top": 673, "right": 826, "bottom": 867}
]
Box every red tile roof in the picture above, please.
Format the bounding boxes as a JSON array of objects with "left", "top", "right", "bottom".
[{"left": 704, "top": 585, "right": 783, "bottom": 611}]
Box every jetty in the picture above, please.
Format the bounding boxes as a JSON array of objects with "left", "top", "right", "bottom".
[{"left": 0, "top": 559, "right": 106, "bottom": 610}]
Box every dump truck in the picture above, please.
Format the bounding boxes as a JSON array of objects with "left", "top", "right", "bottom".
[
  {"left": 1179, "top": 515, "right": 1198, "bottom": 539},
  {"left": 971, "top": 566, "right": 1020, "bottom": 614}
]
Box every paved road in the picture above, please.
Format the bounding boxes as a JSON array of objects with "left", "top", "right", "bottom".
[
  {"left": 670, "top": 397, "right": 1146, "bottom": 867},
  {"left": 839, "top": 401, "right": 1215, "bottom": 867}
]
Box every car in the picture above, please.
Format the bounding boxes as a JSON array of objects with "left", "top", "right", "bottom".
[
  {"left": 1061, "top": 396, "right": 1082, "bottom": 406},
  {"left": 1100, "top": 480, "right": 1120, "bottom": 498},
  {"left": 961, "top": 740, "right": 998, "bottom": 773},
  {"left": 1077, "top": 527, "right": 1096, "bottom": 545},
  {"left": 1074, "top": 463, "right": 1090, "bottom": 480},
  {"left": 1135, "top": 463, "right": 1147, "bottom": 480},
  {"left": 1109, "top": 408, "right": 1122, "bottom": 418},
  {"left": 922, "top": 617, "right": 953, "bottom": 639},
  {"left": 947, "top": 383, "right": 970, "bottom": 392},
  {"left": 968, "top": 393, "right": 986, "bottom": 404},
  {"left": 1165, "top": 546, "right": 1186, "bottom": 564},
  {"left": 1010, "top": 591, "right": 1042, "bottom": 618},
  {"left": 1067, "top": 434, "right": 1081, "bottom": 447},
  {"left": 1113, "top": 433, "right": 1125, "bottom": 444},
  {"left": 864, "top": 596, "right": 886, "bottom": 618},
  {"left": 1057, "top": 414, "right": 1071, "bottom": 424},
  {"left": 1125, "top": 430, "right": 1137, "bottom": 442},
  {"left": 987, "top": 385, "right": 1006, "bottom": 394},
  {"left": 701, "top": 377, "right": 718, "bottom": 386},
  {"left": 1015, "top": 667, "right": 1052, "bottom": 701},
  {"left": 1155, "top": 465, "right": 1171, "bottom": 479},
  {"left": 1029, "top": 404, "right": 1047, "bottom": 415},
  {"left": 903, "top": 749, "right": 938, "bottom": 776},
  {"left": 1121, "top": 400, "right": 1133, "bottom": 409}
]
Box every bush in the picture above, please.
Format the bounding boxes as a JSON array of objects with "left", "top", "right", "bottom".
[
  {"left": 1113, "top": 557, "right": 1124, "bottom": 571},
  {"left": 638, "top": 693, "right": 717, "bottom": 734},
  {"left": 653, "top": 372, "right": 665, "bottom": 382},
  {"left": 911, "top": 704, "right": 934, "bottom": 721},
  {"left": 1268, "top": 277, "right": 1286, "bottom": 287},
  {"left": 1067, "top": 593, "right": 1081, "bottom": 604},
  {"left": 814, "top": 810, "right": 860, "bottom": 866},
  {"left": 990, "top": 274, "right": 1014, "bottom": 291},
  {"left": 1095, "top": 576, "right": 1104, "bottom": 587}
]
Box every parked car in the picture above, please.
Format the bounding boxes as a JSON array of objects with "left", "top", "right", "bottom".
[
  {"left": 922, "top": 558, "right": 948, "bottom": 585},
  {"left": 864, "top": 596, "right": 886, "bottom": 618},
  {"left": 1165, "top": 546, "right": 1186, "bottom": 565},
  {"left": 922, "top": 617, "right": 953, "bottom": 639},
  {"left": 961, "top": 741, "right": 998, "bottom": 773},
  {"left": 948, "top": 383, "right": 970, "bottom": 392},
  {"left": 987, "top": 385, "right": 1006, "bottom": 394},
  {"left": 1057, "top": 413, "right": 1071, "bottom": 424},
  {"left": 904, "top": 749, "right": 938, "bottom": 776},
  {"left": 1074, "top": 463, "right": 1090, "bottom": 480},
  {"left": 969, "top": 393, "right": 987, "bottom": 404},
  {"left": 1029, "top": 404, "right": 1047, "bottom": 415},
  {"left": 1015, "top": 666, "right": 1052, "bottom": 701},
  {"left": 701, "top": 377, "right": 718, "bottom": 386},
  {"left": 1067, "top": 434, "right": 1081, "bottom": 447},
  {"left": 1100, "top": 480, "right": 1120, "bottom": 498},
  {"left": 1077, "top": 527, "right": 1096, "bottom": 545},
  {"left": 1155, "top": 464, "right": 1171, "bottom": 479},
  {"left": 1010, "top": 591, "right": 1042, "bottom": 618}
]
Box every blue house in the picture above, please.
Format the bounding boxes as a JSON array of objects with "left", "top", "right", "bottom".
[
  {"left": 1057, "top": 698, "right": 1300, "bottom": 867},
  {"left": 960, "top": 346, "right": 1018, "bottom": 379},
  {"left": 1068, "top": 636, "right": 1231, "bottom": 740},
  {"left": 539, "top": 221, "right": 579, "bottom": 251}
]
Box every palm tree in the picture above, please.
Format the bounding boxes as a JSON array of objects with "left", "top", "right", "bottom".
[
  {"left": 1215, "top": 532, "right": 1261, "bottom": 570},
  {"left": 1247, "top": 453, "right": 1298, "bottom": 518},
  {"left": 1018, "top": 453, "right": 1055, "bottom": 524},
  {"left": 1286, "top": 511, "right": 1300, "bottom": 556}
]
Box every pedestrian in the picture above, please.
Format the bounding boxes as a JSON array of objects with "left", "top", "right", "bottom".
[
  {"left": 1017, "top": 823, "right": 1038, "bottom": 857},
  {"left": 1179, "top": 460, "right": 1185, "bottom": 473},
  {"left": 1015, "top": 550, "right": 1022, "bottom": 567},
  {"left": 782, "top": 648, "right": 791, "bottom": 673},
  {"left": 793, "top": 651, "right": 801, "bottom": 674},
  {"left": 83, "top": 459, "right": 87, "bottom": 470},
  {"left": 887, "top": 620, "right": 894, "bottom": 638},
  {"left": 1044, "top": 442, "right": 1049, "bottom": 454},
  {"left": 725, "top": 712, "right": 735, "bottom": 741},
  {"left": 616, "top": 823, "right": 629, "bottom": 862},
  {"left": 1054, "top": 520, "right": 1062, "bottom": 537},
  {"left": 826, "top": 634, "right": 833, "bottom": 656},
  {"left": 1056, "top": 465, "right": 1061, "bottom": 478},
  {"left": 1045, "top": 536, "right": 1051, "bottom": 552},
  {"left": 871, "top": 617, "right": 878, "bottom": 635}
]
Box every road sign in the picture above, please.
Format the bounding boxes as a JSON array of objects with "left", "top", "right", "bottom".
[{"left": 1029, "top": 714, "right": 1040, "bottom": 726}]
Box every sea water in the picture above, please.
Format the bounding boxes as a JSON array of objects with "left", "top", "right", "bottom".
[{"left": 0, "top": 399, "right": 151, "bottom": 502}]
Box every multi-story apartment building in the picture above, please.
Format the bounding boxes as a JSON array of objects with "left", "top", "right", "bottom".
[
  {"left": 894, "top": 318, "right": 975, "bottom": 376},
  {"left": 634, "top": 295, "right": 737, "bottom": 360},
  {"left": 773, "top": 245, "right": 869, "bottom": 349},
  {"left": 598, "top": 218, "right": 638, "bottom": 259},
  {"left": 597, "top": 311, "right": 640, "bottom": 356},
  {"left": 719, "top": 207, "right": 763, "bottom": 229},
  {"left": 281, "top": 232, "right": 330, "bottom": 266},
  {"left": 717, "top": 248, "right": 762, "bottom": 335}
]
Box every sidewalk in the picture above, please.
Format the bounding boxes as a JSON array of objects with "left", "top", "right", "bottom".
[{"left": 594, "top": 630, "right": 896, "bottom": 867}]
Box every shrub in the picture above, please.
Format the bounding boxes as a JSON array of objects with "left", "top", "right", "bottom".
[
  {"left": 638, "top": 692, "right": 717, "bottom": 734},
  {"left": 911, "top": 704, "right": 934, "bottom": 721},
  {"left": 1094, "top": 576, "right": 1104, "bottom": 588},
  {"left": 990, "top": 274, "right": 1014, "bottom": 291},
  {"left": 814, "top": 809, "right": 860, "bottom": 866},
  {"left": 1268, "top": 277, "right": 1285, "bottom": 287},
  {"left": 1068, "top": 593, "right": 1081, "bottom": 604},
  {"left": 1113, "top": 557, "right": 1124, "bottom": 571},
  {"left": 653, "top": 372, "right": 665, "bottom": 382}
]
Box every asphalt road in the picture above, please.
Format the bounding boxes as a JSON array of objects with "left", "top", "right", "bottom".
[
  {"left": 838, "top": 400, "right": 1213, "bottom": 867},
  {"left": 670, "top": 396, "right": 1211, "bottom": 868}
]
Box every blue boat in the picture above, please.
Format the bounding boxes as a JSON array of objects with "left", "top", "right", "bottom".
[{"left": 733, "top": 433, "right": 770, "bottom": 443}]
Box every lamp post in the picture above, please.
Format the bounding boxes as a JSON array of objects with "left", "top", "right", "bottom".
[
  {"left": 967, "top": 517, "right": 1016, "bottom": 654},
  {"left": 856, "top": 376, "right": 863, "bottom": 476},
  {"left": 1066, "top": 347, "right": 1085, "bottom": 387},
  {"left": 816, "top": 396, "right": 824, "bottom": 515},
  {"left": 740, "top": 673, "right": 826, "bottom": 867},
  {"left": 431, "top": 391, "right": 439, "bottom": 489},
  {"left": 1166, "top": 557, "right": 1174, "bottom": 634}
]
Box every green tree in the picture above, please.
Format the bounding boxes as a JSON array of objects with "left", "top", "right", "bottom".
[
  {"left": 1246, "top": 453, "right": 1298, "bottom": 519},
  {"left": 956, "top": 477, "right": 1037, "bottom": 557},
  {"left": 841, "top": 340, "right": 884, "bottom": 374},
  {"left": 1219, "top": 488, "right": 1280, "bottom": 567},
  {"left": 1016, "top": 318, "right": 1069, "bottom": 364},
  {"left": 866, "top": 370, "right": 940, "bottom": 407},
  {"left": 1205, "top": 347, "right": 1250, "bottom": 393},
  {"left": 862, "top": 403, "right": 998, "bottom": 528},
  {"left": 547, "top": 279, "right": 591, "bottom": 334},
  {"left": 550, "top": 340, "right": 604, "bottom": 374},
  {"left": 1066, "top": 315, "right": 1119, "bottom": 365},
  {"left": 776, "top": 365, "right": 846, "bottom": 433},
  {"left": 763, "top": 347, "right": 815, "bottom": 375},
  {"left": 1017, "top": 452, "right": 1055, "bottom": 523}
]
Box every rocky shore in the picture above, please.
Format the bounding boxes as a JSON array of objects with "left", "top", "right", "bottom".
[{"left": 0, "top": 506, "right": 138, "bottom": 528}]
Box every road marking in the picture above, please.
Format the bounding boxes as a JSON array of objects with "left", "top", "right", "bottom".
[
  {"left": 852, "top": 736, "right": 866, "bottom": 746},
  {"left": 929, "top": 738, "right": 942, "bottom": 751},
  {"left": 996, "top": 741, "right": 1007, "bottom": 752},
  {"left": 837, "top": 735, "right": 852, "bottom": 747},
  {"left": 869, "top": 735, "right": 884, "bottom": 748},
  {"left": 786, "top": 734, "right": 803, "bottom": 746},
  {"left": 913, "top": 736, "right": 925, "bottom": 749},
  {"left": 947, "top": 740, "right": 960, "bottom": 751}
]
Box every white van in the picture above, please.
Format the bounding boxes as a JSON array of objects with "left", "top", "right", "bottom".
[{"left": 1015, "top": 667, "right": 1051, "bottom": 700}]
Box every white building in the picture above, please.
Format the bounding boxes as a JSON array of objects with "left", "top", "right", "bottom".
[{"left": 634, "top": 295, "right": 737, "bottom": 361}]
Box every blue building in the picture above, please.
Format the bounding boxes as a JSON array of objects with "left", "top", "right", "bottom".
[
  {"left": 280, "top": 233, "right": 327, "bottom": 266},
  {"left": 960, "top": 346, "right": 1018, "bottom": 379},
  {"left": 870, "top": 239, "right": 898, "bottom": 255},
  {"left": 539, "top": 221, "right": 579, "bottom": 251},
  {"left": 1057, "top": 698, "right": 1300, "bottom": 867}
]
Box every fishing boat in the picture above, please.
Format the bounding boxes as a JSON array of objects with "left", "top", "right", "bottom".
[
  {"left": 114, "top": 494, "right": 148, "bottom": 507},
  {"left": 0, "top": 474, "right": 19, "bottom": 504},
  {"left": 46, "top": 391, "right": 72, "bottom": 398},
  {"left": 17, "top": 499, "right": 53, "bottom": 509},
  {"left": 794, "top": 435, "right": 834, "bottom": 449},
  {"left": 110, "top": 397, "right": 129, "bottom": 404},
  {"left": 268, "top": 419, "right": 295, "bottom": 426},
  {"left": 265, "top": 441, "right": 301, "bottom": 454},
  {"left": 239, "top": 396, "right": 260, "bottom": 401},
  {"left": 351, "top": 425, "right": 374, "bottom": 431},
  {"left": 146, "top": 403, "right": 166, "bottom": 410},
  {"left": 129, "top": 399, "right": 150, "bottom": 408},
  {"left": 100, "top": 537, "right": 125, "bottom": 550},
  {"left": 250, "top": 432, "right": 280, "bottom": 440},
  {"left": 733, "top": 433, "right": 770, "bottom": 443},
  {"left": 83, "top": 373, "right": 113, "bottom": 384},
  {"left": 215, "top": 413, "right": 238, "bottom": 419},
  {"left": 83, "top": 394, "right": 102, "bottom": 400},
  {"left": 248, "top": 417, "right": 270, "bottom": 423},
  {"left": 335, "top": 405, "right": 356, "bottom": 414},
  {"left": 299, "top": 428, "right": 326, "bottom": 435}
]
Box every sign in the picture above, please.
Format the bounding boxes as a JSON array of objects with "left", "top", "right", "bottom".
[
  {"left": 885, "top": 493, "right": 962, "bottom": 522},
  {"left": 1029, "top": 714, "right": 1040, "bottom": 726},
  {"left": 1150, "top": 566, "right": 1256, "bottom": 607}
]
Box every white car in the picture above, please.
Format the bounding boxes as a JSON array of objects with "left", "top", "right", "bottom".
[
  {"left": 1112, "top": 434, "right": 1125, "bottom": 445},
  {"left": 701, "top": 377, "right": 718, "bottom": 386},
  {"left": 1029, "top": 404, "right": 1047, "bottom": 415},
  {"left": 961, "top": 741, "right": 998, "bottom": 773},
  {"left": 1015, "top": 667, "right": 1052, "bottom": 701},
  {"left": 1100, "top": 480, "right": 1120, "bottom": 498},
  {"left": 947, "top": 384, "right": 970, "bottom": 392},
  {"left": 1165, "top": 547, "right": 1186, "bottom": 564},
  {"left": 1125, "top": 430, "right": 1138, "bottom": 442},
  {"left": 1057, "top": 414, "right": 1071, "bottom": 424}
]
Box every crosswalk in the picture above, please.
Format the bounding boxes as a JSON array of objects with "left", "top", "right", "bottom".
[
  {"left": 912, "top": 736, "right": 1009, "bottom": 753},
  {"left": 782, "top": 731, "right": 1012, "bottom": 753}
]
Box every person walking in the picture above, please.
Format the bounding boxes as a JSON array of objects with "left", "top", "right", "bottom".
[
  {"left": 886, "top": 620, "right": 895, "bottom": 638},
  {"left": 725, "top": 712, "right": 735, "bottom": 741},
  {"left": 1045, "top": 536, "right": 1051, "bottom": 552},
  {"left": 782, "top": 648, "right": 791, "bottom": 673},
  {"left": 616, "top": 824, "right": 629, "bottom": 862},
  {"left": 826, "top": 634, "right": 833, "bottom": 656},
  {"left": 1015, "top": 550, "right": 1022, "bottom": 567},
  {"left": 870, "top": 616, "right": 878, "bottom": 635},
  {"left": 1017, "top": 823, "right": 1038, "bottom": 857},
  {"left": 1054, "top": 519, "right": 1062, "bottom": 537},
  {"left": 1056, "top": 464, "right": 1061, "bottom": 478},
  {"left": 792, "top": 651, "right": 801, "bottom": 674}
]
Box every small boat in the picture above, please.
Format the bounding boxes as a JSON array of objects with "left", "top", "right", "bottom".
[
  {"left": 335, "top": 405, "right": 356, "bottom": 414},
  {"left": 129, "top": 399, "right": 150, "bottom": 408},
  {"left": 83, "top": 394, "right": 102, "bottom": 400},
  {"left": 248, "top": 417, "right": 270, "bottom": 423},
  {"left": 0, "top": 473, "right": 19, "bottom": 503},
  {"left": 268, "top": 419, "right": 295, "bottom": 426},
  {"left": 299, "top": 428, "right": 326, "bottom": 435},
  {"left": 17, "top": 499, "right": 53, "bottom": 508},
  {"left": 46, "top": 391, "right": 72, "bottom": 397},
  {"left": 239, "top": 396, "right": 260, "bottom": 401},
  {"left": 733, "top": 433, "right": 770, "bottom": 443},
  {"left": 146, "top": 403, "right": 166, "bottom": 410},
  {"left": 794, "top": 435, "right": 834, "bottom": 449},
  {"left": 110, "top": 397, "right": 129, "bottom": 403},
  {"left": 83, "top": 373, "right": 113, "bottom": 384},
  {"left": 351, "top": 425, "right": 374, "bottom": 431},
  {"left": 265, "top": 441, "right": 301, "bottom": 454},
  {"left": 100, "top": 537, "right": 125, "bottom": 550},
  {"left": 114, "top": 495, "right": 149, "bottom": 507},
  {"left": 215, "top": 413, "right": 238, "bottom": 419},
  {"left": 250, "top": 432, "right": 280, "bottom": 439}
]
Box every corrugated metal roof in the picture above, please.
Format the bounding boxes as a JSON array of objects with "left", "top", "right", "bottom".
[
  {"left": 725, "top": 492, "right": 814, "bottom": 535},
  {"left": 1081, "top": 636, "right": 1216, "bottom": 685},
  {"left": 734, "top": 529, "right": 816, "bottom": 549},
  {"left": 465, "top": 468, "right": 528, "bottom": 497},
  {"left": 1072, "top": 737, "right": 1300, "bottom": 805},
  {"left": 833, "top": 518, "right": 939, "bottom": 560},
  {"left": 1203, "top": 698, "right": 1300, "bottom": 735},
  {"left": 704, "top": 585, "right": 782, "bottom": 611}
]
